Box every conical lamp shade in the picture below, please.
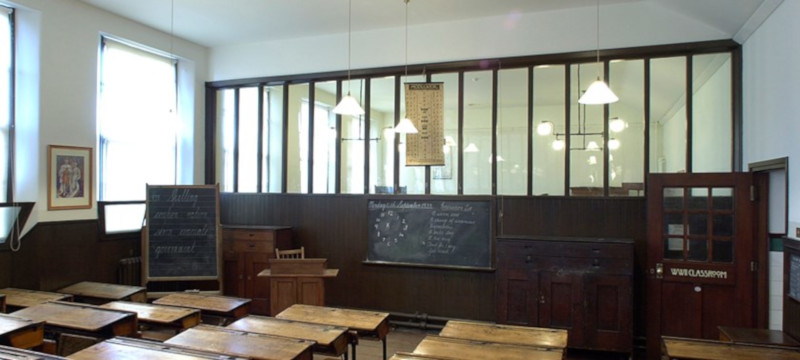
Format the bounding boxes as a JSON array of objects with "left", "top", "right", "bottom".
[
  {"left": 579, "top": 78, "right": 619, "bottom": 105},
  {"left": 394, "top": 117, "right": 418, "bottom": 134},
  {"left": 332, "top": 93, "right": 365, "bottom": 116}
]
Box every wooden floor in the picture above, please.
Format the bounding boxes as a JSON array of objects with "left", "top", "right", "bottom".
[{"left": 313, "top": 326, "right": 634, "bottom": 360}]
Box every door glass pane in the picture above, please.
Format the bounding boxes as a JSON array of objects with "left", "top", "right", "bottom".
[
  {"left": 314, "top": 81, "right": 337, "bottom": 194},
  {"left": 687, "top": 238, "right": 708, "bottom": 261},
  {"left": 663, "top": 187, "right": 684, "bottom": 210},
  {"left": 238, "top": 87, "right": 259, "bottom": 193},
  {"left": 532, "top": 65, "right": 565, "bottom": 196},
  {"left": 712, "top": 214, "right": 733, "bottom": 237},
  {"left": 340, "top": 78, "right": 365, "bottom": 194},
  {"left": 692, "top": 53, "right": 732, "bottom": 172},
  {"left": 608, "top": 59, "right": 644, "bottom": 196},
  {"left": 649, "top": 57, "right": 686, "bottom": 173},
  {"left": 688, "top": 187, "right": 708, "bottom": 210},
  {"left": 369, "top": 76, "right": 396, "bottom": 194},
  {"left": 713, "top": 240, "right": 733, "bottom": 262},
  {"left": 399, "top": 74, "right": 426, "bottom": 195},
  {"left": 463, "top": 70, "right": 493, "bottom": 195},
  {"left": 664, "top": 213, "right": 684, "bottom": 235},
  {"left": 712, "top": 187, "right": 734, "bottom": 210},
  {"left": 430, "top": 73, "right": 458, "bottom": 195},
  {"left": 570, "top": 62, "right": 604, "bottom": 196},
  {"left": 497, "top": 67, "right": 528, "bottom": 195},
  {"left": 664, "top": 236, "right": 683, "bottom": 259},
  {"left": 286, "top": 83, "right": 308, "bottom": 193},
  {"left": 263, "top": 85, "right": 284, "bottom": 193},
  {"left": 688, "top": 213, "right": 708, "bottom": 235}
]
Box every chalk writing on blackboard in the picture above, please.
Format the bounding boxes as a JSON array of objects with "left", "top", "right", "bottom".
[
  {"left": 366, "top": 199, "right": 491, "bottom": 269},
  {"left": 145, "top": 185, "right": 221, "bottom": 281},
  {"left": 790, "top": 254, "right": 800, "bottom": 301}
]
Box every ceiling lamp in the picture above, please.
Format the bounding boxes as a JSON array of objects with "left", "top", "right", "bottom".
[
  {"left": 552, "top": 139, "right": 565, "bottom": 151},
  {"left": 393, "top": 0, "right": 419, "bottom": 134},
  {"left": 332, "top": 0, "right": 365, "bottom": 116},
  {"left": 609, "top": 117, "right": 627, "bottom": 132},
  {"left": 536, "top": 121, "right": 554, "bottom": 136},
  {"left": 579, "top": 0, "right": 618, "bottom": 105},
  {"left": 608, "top": 138, "right": 621, "bottom": 150},
  {"left": 464, "top": 143, "right": 479, "bottom": 153}
]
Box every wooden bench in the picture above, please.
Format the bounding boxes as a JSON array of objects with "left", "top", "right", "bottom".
[
  {"left": 0, "top": 344, "right": 67, "bottom": 359},
  {"left": 662, "top": 335, "right": 800, "bottom": 360},
  {"left": 227, "top": 314, "right": 349, "bottom": 357},
  {"left": 69, "top": 337, "right": 249, "bottom": 360},
  {"left": 153, "top": 292, "right": 250, "bottom": 325},
  {"left": 389, "top": 352, "right": 450, "bottom": 360},
  {"left": 164, "top": 324, "right": 315, "bottom": 360},
  {"left": 0, "top": 313, "right": 44, "bottom": 349},
  {"left": 718, "top": 326, "right": 800, "bottom": 347},
  {"left": 0, "top": 289, "right": 73, "bottom": 313},
  {"left": 412, "top": 335, "right": 564, "bottom": 360},
  {"left": 99, "top": 301, "right": 201, "bottom": 340},
  {"left": 57, "top": 282, "right": 146, "bottom": 304},
  {"left": 439, "top": 319, "right": 567, "bottom": 350}
]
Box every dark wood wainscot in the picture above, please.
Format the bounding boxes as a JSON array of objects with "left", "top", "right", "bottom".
[
  {"left": 221, "top": 225, "right": 292, "bottom": 315},
  {"left": 495, "top": 236, "right": 634, "bottom": 353}
]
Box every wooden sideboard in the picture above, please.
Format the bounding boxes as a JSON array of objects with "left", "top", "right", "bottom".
[
  {"left": 221, "top": 225, "right": 292, "bottom": 315},
  {"left": 496, "top": 236, "right": 634, "bottom": 353}
]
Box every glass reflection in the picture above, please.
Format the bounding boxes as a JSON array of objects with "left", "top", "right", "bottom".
[{"left": 650, "top": 57, "right": 687, "bottom": 173}]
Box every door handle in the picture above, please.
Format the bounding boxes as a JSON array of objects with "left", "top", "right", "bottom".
[{"left": 652, "top": 263, "right": 663, "bottom": 279}]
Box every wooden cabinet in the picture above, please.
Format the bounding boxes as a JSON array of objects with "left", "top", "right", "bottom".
[
  {"left": 222, "top": 225, "right": 292, "bottom": 315},
  {"left": 496, "top": 237, "right": 634, "bottom": 353}
]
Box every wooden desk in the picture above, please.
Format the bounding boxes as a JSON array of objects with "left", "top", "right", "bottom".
[
  {"left": 99, "top": 301, "right": 200, "bottom": 339},
  {"left": 165, "top": 324, "right": 314, "bottom": 360},
  {"left": 0, "top": 344, "right": 67, "bottom": 359},
  {"left": 389, "top": 352, "right": 449, "bottom": 360},
  {"left": 57, "top": 282, "right": 146, "bottom": 304},
  {"left": 227, "top": 314, "right": 349, "bottom": 357},
  {"left": 0, "top": 295, "right": 4, "bottom": 313},
  {"left": 0, "top": 314, "right": 44, "bottom": 349},
  {"left": 412, "top": 335, "right": 563, "bottom": 360},
  {"left": 439, "top": 320, "right": 567, "bottom": 350},
  {"left": 153, "top": 292, "right": 250, "bottom": 325},
  {"left": 0, "top": 289, "right": 73, "bottom": 313},
  {"left": 69, "top": 337, "right": 248, "bottom": 360},
  {"left": 662, "top": 336, "right": 800, "bottom": 360},
  {"left": 718, "top": 326, "right": 800, "bottom": 347},
  {"left": 10, "top": 301, "right": 137, "bottom": 339},
  {"left": 276, "top": 304, "right": 390, "bottom": 360}
]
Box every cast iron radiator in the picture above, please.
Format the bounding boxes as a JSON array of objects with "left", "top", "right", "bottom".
[{"left": 116, "top": 256, "right": 142, "bottom": 286}]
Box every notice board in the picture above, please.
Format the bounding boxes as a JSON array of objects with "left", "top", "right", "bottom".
[
  {"left": 366, "top": 198, "right": 492, "bottom": 270},
  {"left": 144, "top": 184, "right": 221, "bottom": 281}
]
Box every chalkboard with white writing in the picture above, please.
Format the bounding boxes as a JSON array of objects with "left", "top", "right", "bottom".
[
  {"left": 791, "top": 253, "right": 800, "bottom": 302},
  {"left": 366, "top": 199, "right": 492, "bottom": 269},
  {"left": 144, "top": 185, "right": 221, "bottom": 281}
]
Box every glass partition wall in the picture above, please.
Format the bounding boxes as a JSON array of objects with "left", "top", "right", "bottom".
[{"left": 210, "top": 42, "right": 739, "bottom": 196}]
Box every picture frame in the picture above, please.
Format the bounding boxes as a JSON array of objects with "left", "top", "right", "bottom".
[{"left": 47, "top": 145, "right": 93, "bottom": 210}]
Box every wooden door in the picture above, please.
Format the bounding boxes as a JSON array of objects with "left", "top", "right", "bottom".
[
  {"left": 646, "top": 173, "right": 762, "bottom": 359},
  {"left": 539, "top": 271, "right": 584, "bottom": 347}
]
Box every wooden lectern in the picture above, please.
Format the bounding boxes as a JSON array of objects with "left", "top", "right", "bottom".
[{"left": 258, "top": 258, "right": 339, "bottom": 316}]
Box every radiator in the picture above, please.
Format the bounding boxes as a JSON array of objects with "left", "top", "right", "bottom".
[{"left": 117, "top": 256, "right": 142, "bottom": 286}]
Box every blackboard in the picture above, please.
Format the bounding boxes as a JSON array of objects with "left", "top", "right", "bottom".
[
  {"left": 144, "top": 185, "right": 221, "bottom": 281},
  {"left": 366, "top": 199, "right": 492, "bottom": 269},
  {"left": 790, "top": 253, "right": 800, "bottom": 302}
]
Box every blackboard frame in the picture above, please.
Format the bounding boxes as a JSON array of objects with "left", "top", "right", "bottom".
[
  {"left": 143, "top": 184, "right": 222, "bottom": 283},
  {"left": 364, "top": 196, "right": 494, "bottom": 271}
]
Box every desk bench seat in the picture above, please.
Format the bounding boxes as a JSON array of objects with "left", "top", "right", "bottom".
[{"left": 662, "top": 335, "right": 800, "bottom": 360}]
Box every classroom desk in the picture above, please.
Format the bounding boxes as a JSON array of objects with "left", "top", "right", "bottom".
[
  {"left": 389, "top": 352, "right": 449, "bottom": 360},
  {"left": 227, "top": 315, "right": 349, "bottom": 357},
  {"left": 276, "top": 304, "right": 390, "bottom": 360},
  {"left": 57, "top": 282, "right": 146, "bottom": 304},
  {"left": 0, "top": 289, "right": 73, "bottom": 313},
  {"left": 0, "top": 344, "right": 67, "bottom": 359},
  {"left": 661, "top": 336, "right": 800, "bottom": 360},
  {"left": 10, "top": 301, "right": 138, "bottom": 340},
  {"left": 165, "top": 324, "right": 315, "bottom": 360},
  {"left": 69, "top": 337, "right": 249, "bottom": 360},
  {"left": 0, "top": 313, "right": 44, "bottom": 349},
  {"left": 412, "top": 335, "right": 564, "bottom": 360},
  {"left": 153, "top": 293, "right": 250, "bottom": 325},
  {"left": 718, "top": 326, "right": 800, "bottom": 347},
  {"left": 0, "top": 295, "right": 4, "bottom": 313},
  {"left": 99, "top": 301, "right": 201, "bottom": 340},
  {"left": 439, "top": 319, "right": 568, "bottom": 350}
]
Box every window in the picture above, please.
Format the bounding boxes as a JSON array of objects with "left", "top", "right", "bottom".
[
  {"left": 0, "top": 6, "right": 12, "bottom": 204},
  {"left": 98, "top": 37, "right": 178, "bottom": 201}
]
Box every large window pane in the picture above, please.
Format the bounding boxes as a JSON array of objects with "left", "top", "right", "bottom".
[
  {"left": 532, "top": 65, "right": 565, "bottom": 196},
  {"left": 463, "top": 70, "right": 492, "bottom": 195},
  {"left": 237, "top": 87, "right": 259, "bottom": 193},
  {"left": 286, "top": 84, "right": 308, "bottom": 193},
  {"left": 497, "top": 68, "right": 527, "bottom": 195},
  {"left": 650, "top": 57, "right": 687, "bottom": 173},
  {"left": 218, "top": 89, "right": 235, "bottom": 192},
  {"left": 340, "top": 79, "right": 365, "bottom": 194},
  {"left": 369, "top": 76, "right": 395, "bottom": 194},
  {"left": 399, "top": 75, "right": 426, "bottom": 194},
  {"left": 313, "top": 81, "right": 337, "bottom": 194},
  {"left": 430, "top": 73, "right": 459, "bottom": 195},
  {"left": 570, "top": 62, "right": 605, "bottom": 196},
  {"left": 263, "top": 85, "right": 284, "bottom": 193},
  {"left": 0, "top": 8, "right": 10, "bottom": 203},
  {"left": 608, "top": 59, "right": 645, "bottom": 196},
  {"left": 692, "top": 53, "right": 732, "bottom": 172}
]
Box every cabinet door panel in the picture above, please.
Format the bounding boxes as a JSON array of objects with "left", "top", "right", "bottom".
[
  {"left": 540, "top": 271, "right": 583, "bottom": 346},
  {"left": 222, "top": 250, "right": 243, "bottom": 297},
  {"left": 271, "top": 277, "right": 298, "bottom": 315},
  {"left": 246, "top": 253, "right": 271, "bottom": 315},
  {"left": 585, "top": 274, "right": 633, "bottom": 352},
  {"left": 297, "top": 278, "right": 324, "bottom": 306},
  {"left": 496, "top": 268, "right": 538, "bottom": 326}
]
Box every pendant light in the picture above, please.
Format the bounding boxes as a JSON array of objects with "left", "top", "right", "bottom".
[
  {"left": 394, "top": 0, "right": 419, "bottom": 134},
  {"left": 579, "top": 0, "right": 618, "bottom": 105},
  {"left": 333, "top": 0, "right": 365, "bottom": 116}
]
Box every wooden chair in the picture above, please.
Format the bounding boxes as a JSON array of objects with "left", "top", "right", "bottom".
[{"left": 275, "top": 246, "right": 304, "bottom": 259}]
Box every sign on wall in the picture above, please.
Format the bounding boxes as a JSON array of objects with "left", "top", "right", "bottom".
[{"left": 405, "top": 82, "right": 444, "bottom": 166}]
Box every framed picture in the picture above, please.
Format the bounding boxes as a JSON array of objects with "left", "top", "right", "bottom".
[{"left": 47, "top": 145, "right": 92, "bottom": 210}]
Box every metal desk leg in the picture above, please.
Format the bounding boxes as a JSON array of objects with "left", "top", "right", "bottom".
[{"left": 382, "top": 337, "right": 387, "bottom": 360}]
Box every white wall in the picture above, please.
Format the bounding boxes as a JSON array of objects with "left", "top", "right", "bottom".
[{"left": 9, "top": 0, "right": 208, "bottom": 233}]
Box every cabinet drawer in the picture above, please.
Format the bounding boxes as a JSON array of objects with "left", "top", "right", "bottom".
[
  {"left": 232, "top": 239, "right": 270, "bottom": 253},
  {"left": 224, "top": 229, "right": 276, "bottom": 242},
  {"left": 531, "top": 256, "right": 633, "bottom": 275},
  {"left": 499, "top": 240, "right": 632, "bottom": 259}
]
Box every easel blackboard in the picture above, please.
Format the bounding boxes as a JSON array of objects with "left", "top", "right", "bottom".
[
  {"left": 365, "top": 198, "right": 492, "bottom": 270},
  {"left": 144, "top": 185, "right": 221, "bottom": 284}
]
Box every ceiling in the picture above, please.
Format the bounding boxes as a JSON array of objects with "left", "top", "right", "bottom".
[{"left": 77, "top": 0, "right": 771, "bottom": 49}]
